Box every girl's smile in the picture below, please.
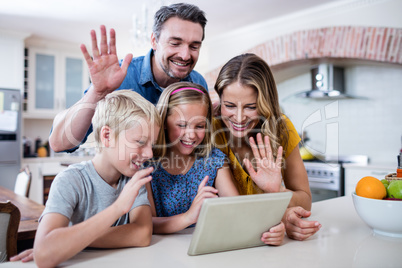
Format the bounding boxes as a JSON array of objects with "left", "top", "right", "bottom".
[{"left": 166, "top": 103, "right": 208, "bottom": 156}]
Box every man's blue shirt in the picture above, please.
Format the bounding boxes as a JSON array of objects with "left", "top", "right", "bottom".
[{"left": 117, "top": 49, "right": 208, "bottom": 105}]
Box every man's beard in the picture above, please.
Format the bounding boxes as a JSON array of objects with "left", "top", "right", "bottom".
[{"left": 161, "top": 59, "right": 192, "bottom": 79}]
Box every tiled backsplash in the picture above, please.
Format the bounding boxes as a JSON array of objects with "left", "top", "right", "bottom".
[{"left": 278, "top": 64, "right": 402, "bottom": 164}]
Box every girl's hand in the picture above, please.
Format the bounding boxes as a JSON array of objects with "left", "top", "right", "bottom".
[
  {"left": 115, "top": 167, "right": 153, "bottom": 215},
  {"left": 261, "top": 221, "right": 285, "bottom": 246},
  {"left": 244, "top": 133, "right": 283, "bottom": 193},
  {"left": 185, "top": 176, "right": 218, "bottom": 225},
  {"left": 81, "top": 25, "right": 133, "bottom": 101}
]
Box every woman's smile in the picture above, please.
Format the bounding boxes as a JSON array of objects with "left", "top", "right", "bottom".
[{"left": 220, "top": 82, "right": 259, "bottom": 138}]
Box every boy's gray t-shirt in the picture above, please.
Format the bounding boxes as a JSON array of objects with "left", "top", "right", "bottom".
[{"left": 41, "top": 160, "right": 150, "bottom": 226}]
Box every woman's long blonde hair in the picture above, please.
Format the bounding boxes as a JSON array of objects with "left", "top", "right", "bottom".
[
  {"left": 214, "top": 53, "right": 289, "bottom": 161},
  {"left": 153, "top": 82, "right": 212, "bottom": 159}
]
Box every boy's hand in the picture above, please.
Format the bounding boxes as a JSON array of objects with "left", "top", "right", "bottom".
[
  {"left": 10, "top": 249, "right": 34, "bottom": 263},
  {"left": 115, "top": 167, "right": 153, "bottom": 214},
  {"left": 185, "top": 176, "right": 218, "bottom": 225}
]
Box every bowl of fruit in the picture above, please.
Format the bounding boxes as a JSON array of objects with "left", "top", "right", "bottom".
[{"left": 352, "top": 176, "right": 402, "bottom": 237}]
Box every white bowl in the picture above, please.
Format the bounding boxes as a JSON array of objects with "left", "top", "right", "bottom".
[{"left": 352, "top": 193, "right": 402, "bottom": 237}]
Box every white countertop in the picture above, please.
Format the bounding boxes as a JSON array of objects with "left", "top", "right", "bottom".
[
  {"left": 22, "top": 155, "right": 93, "bottom": 164},
  {"left": 343, "top": 162, "right": 395, "bottom": 170},
  {"left": 3, "top": 196, "right": 402, "bottom": 268}
]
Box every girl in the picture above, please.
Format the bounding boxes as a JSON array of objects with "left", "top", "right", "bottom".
[
  {"left": 213, "top": 54, "right": 321, "bottom": 241},
  {"left": 146, "top": 82, "right": 285, "bottom": 246}
]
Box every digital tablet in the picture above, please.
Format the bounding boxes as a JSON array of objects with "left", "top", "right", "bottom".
[{"left": 187, "top": 191, "right": 292, "bottom": 256}]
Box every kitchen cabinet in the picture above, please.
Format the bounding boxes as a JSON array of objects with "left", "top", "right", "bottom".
[
  {"left": 344, "top": 164, "right": 395, "bottom": 196},
  {"left": 24, "top": 47, "right": 89, "bottom": 119}
]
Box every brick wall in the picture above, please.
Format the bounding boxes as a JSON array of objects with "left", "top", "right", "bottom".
[{"left": 205, "top": 26, "right": 402, "bottom": 91}]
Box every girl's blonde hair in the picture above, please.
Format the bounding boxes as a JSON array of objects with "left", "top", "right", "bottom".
[
  {"left": 92, "top": 90, "right": 161, "bottom": 151},
  {"left": 214, "top": 53, "right": 289, "bottom": 161},
  {"left": 154, "top": 82, "right": 212, "bottom": 158}
]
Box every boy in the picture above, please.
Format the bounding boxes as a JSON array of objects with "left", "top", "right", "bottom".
[{"left": 13, "top": 90, "right": 161, "bottom": 267}]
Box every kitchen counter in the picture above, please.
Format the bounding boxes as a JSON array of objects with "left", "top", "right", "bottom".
[
  {"left": 22, "top": 155, "right": 93, "bottom": 164},
  {"left": 343, "top": 162, "right": 395, "bottom": 170},
  {"left": 3, "top": 195, "right": 402, "bottom": 268}
]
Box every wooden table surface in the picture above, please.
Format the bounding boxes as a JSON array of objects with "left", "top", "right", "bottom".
[{"left": 0, "top": 186, "right": 45, "bottom": 240}]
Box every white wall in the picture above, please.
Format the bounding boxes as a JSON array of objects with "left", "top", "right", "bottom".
[
  {"left": 277, "top": 64, "right": 402, "bottom": 164},
  {"left": 0, "top": 30, "right": 29, "bottom": 90},
  {"left": 22, "top": 118, "right": 53, "bottom": 147},
  {"left": 199, "top": 0, "right": 402, "bottom": 74}
]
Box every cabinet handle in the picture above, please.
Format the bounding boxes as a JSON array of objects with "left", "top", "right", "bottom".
[{"left": 308, "top": 178, "right": 335, "bottom": 184}]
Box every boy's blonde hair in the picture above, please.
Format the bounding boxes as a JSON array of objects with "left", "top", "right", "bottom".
[
  {"left": 153, "top": 82, "right": 212, "bottom": 158},
  {"left": 92, "top": 90, "right": 161, "bottom": 151}
]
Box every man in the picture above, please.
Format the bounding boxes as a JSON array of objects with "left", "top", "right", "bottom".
[{"left": 49, "top": 3, "right": 207, "bottom": 153}]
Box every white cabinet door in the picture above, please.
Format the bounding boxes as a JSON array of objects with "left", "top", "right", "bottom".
[
  {"left": 61, "top": 52, "right": 89, "bottom": 109},
  {"left": 28, "top": 47, "right": 59, "bottom": 116},
  {"left": 344, "top": 166, "right": 394, "bottom": 197},
  {"left": 36, "top": 53, "right": 56, "bottom": 109},
  {"left": 25, "top": 47, "right": 88, "bottom": 119}
]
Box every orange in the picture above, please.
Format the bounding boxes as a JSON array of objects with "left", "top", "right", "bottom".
[{"left": 356, "top": 176, "right": 387, "bottom": 199}]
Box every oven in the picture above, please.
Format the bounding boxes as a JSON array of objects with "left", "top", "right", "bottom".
[
  {"left": 304, "top": 155, "right": 368, "bottom": 202},
  {"left": 304, "top": 161, "right": 342, "bottom": 202}
]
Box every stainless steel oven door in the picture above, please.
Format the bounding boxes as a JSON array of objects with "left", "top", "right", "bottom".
[
  {"left": 309, "top": 175, "right": 341, "bottom": 202},
  {"left": 308, "top": 175, "right": 340, "bottom": 192},
  {"left": 304, "top": 162, "right": 342, "bottom": 202},
  {"left": 310, "top": 188, "right": 339, "bottom": 202}
]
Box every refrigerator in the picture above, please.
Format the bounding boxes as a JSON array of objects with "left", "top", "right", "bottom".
[{"left": 0, "top": 88, "right": 21, "bottom": 190}]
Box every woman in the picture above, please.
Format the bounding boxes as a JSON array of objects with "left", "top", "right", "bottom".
[{"left": 212, "top": 53, "right": 321, "bottom": 240}]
